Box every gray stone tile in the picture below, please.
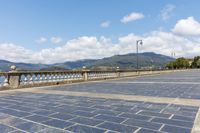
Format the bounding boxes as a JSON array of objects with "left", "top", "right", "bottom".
[
  {"left": 123, "top": 118, "right": 162, "bottom": 130},
  {"left": 171, "top": 115, "right": 195, "bottom": 122},
  {"left": 71, "top": 110, "right": 97, "bottom": 117},
  {"left": 119, "top": 113, "right": 151, "bottom": 121},
  {"left": 15, "top": 122, "right": 47, "bottom": 133},
  {"left": 161, "top": 125, "right": 191, "bottom": 133},
  {"left": 7, "top": 105, "right": 37, "bottom": 112},
  {"left": 32, "top": 109, "right": 56, "bottom": 116},
  {"left": 66, "top": 124, "right": 105, "bottom": 133},
  {"left": 94, "top": 114, "right": 125, "bottom": 123},
  {"left": 37, "top": 128, "right": 71, "bottom": 133},
  {"left": 138, "top": 110, "right": 171, "bottom": 118},
  {"left": 50, "top": 113, "right": 76, "bottom": 121},
  {"left": 0, "top": 108, "right": 31, "bottom": 117},
  {"left": 42, "top": 119, "right": 74, "bottom": 129},
  {"left": 151, "top": 117, "right": 193, "bottom": 128},
  {"left": 92, "top": 109, "right": 121, "bottom": 116},
  {"left": 0, "top": 124, "right": 15, "bottom": 133},
  {"left": 98, "top": 122, "right": 138, "bottom": 133},
  {"left": 137, "top": 128, "right": 162, "bottom": 133},
  {"left": 0, "top": 117, "right": 28, "bottom": 127},
  {"left": 70, "top": 117, "right": 103, "bottom": 126},
  {"left": 25, "top": 114, "right": 51, "bottom": 123}
]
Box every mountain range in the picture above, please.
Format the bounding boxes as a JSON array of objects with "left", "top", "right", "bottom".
[{"left": 0, "top": 52, "right": 174, "bottom": 72}]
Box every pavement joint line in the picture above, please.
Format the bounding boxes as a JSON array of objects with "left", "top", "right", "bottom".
[
  {"left": 192, "top": 108, "right": 200, "bottom": 133},
  {"left": 133, "top": 127, "right": 141, "bottom": 133}
]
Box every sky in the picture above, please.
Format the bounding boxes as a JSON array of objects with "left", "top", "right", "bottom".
[{"left": 0, "top": 0, "right": 200, "bottom": 64}]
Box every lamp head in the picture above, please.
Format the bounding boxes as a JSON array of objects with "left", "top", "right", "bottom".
[
  {"left": 137, "top": 40, "right": 143, "bottom": 45},
  {"left": 139, "top": 40, "right": 143, "bottom": 45}
]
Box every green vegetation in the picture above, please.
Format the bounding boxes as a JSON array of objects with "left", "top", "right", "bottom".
[
  {"left": 166, "top": 57, "right": 189, "bottom": 69},
  {"left": 191, "top": 56, "right": 200, "bottom": 68},
  {"left": 166, "top": 56, "right": 200, "bottom": 69}
]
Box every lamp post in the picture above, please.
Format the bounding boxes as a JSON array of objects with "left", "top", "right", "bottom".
[
  {"left": 136, "top": 40, "right": 143, "bottom": 70},
  {"left": 171, "top": 52, "right": 176, "bottom": 70}
]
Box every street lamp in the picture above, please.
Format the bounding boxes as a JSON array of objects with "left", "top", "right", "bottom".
[{"left": 136, "top": 40, "right": 143, "bottom": 70}]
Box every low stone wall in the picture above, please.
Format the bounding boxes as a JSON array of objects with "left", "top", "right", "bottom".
[{"left": 0, "top": 69, "right": 182, "bottom": 90}]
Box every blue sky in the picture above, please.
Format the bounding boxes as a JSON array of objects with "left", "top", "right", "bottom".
[{"left": 0, "top": 0, "right": 200, "bottom": 63}]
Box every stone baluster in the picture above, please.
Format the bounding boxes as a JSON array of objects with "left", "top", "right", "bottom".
[
  {"left": 3, "top": 77, "right": 9, "bottom": 87},
  {"left": 82, "top": 66, "right": 88, "bottom": 81}
]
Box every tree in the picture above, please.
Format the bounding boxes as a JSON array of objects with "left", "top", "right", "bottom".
[
  {"left": 166, "top": 57, "right": 189, "bottom": 69},
  {"left": 191, "top": 56, "right": 200, "bottom": 68}
]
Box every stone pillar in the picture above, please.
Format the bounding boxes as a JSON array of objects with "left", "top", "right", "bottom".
[
  {"left": 82, "top": 66, "right": 88, "bottom": 81},
  {"left": 116, "top": 67, "right": 120, "bottom": 78},
  {"left": 8, "top": 65, "right": 20, "bottom": 88}
]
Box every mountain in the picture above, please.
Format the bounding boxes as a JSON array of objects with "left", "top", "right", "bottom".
[
  {"left": 88, "top": 52, "right": 174, "bottom": 69},
  {"left": 0, "top": 52, "right": 174, "bottom": 72},
  {"left": 0, "top": 60, "right": 50, "bottom": 72}
]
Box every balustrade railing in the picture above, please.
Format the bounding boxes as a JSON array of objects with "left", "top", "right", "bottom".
[
  {"left": 88, "top": 71, "right": 117, "bottom": 80},
  {"left": 0, "top": 68, "right": 175, "bottom": 89},
  {"left": 19, "top": 71, "right": 84, "bottom": 86}
]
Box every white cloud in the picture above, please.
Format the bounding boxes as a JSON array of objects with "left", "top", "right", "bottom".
[
  {"left": 101, "top": 21, "right": 110, "bottom": 28},
  {"left": 172, "top": 17, "right": 200, "bottom": 36},
  {"left": 161, "top": 4, "right": 176, "bottom": 21},
  {"left": 51, "top": 37, "right": 62, "bottom": 44},
  {"left": 121, "top": 12, "right": 144, "bottom": 23},
  {"left": 36, "top": 37, "right": 47, "bottom": 44},
  {"left": 1, "top": 17, "right": 200, "bottom": 64},
  {"left": 0, "top": 43, "right": 34, "bottom": 63}
]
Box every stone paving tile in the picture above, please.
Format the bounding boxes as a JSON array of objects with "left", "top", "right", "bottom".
[
  {"left": 135, "top": 106, "right": 162, "bottom": 113},
  {"left": 9, "top": 130, "right": 27, "bottom": 133},
  {"left": 119, "top": 112, "right": 151, "bottom": 121},
  {"left": 70, "top": 110, "right": 97, "bottom": 118},
  {"left": 43, "top": 70, "right": 200, "bottom": 99},
  {"left": 15, "top": 122, "right": 47, "bottom": 133},
  {"left": 7, "top": 105, "right": 37, "bottom": 112},
  {"left": 171, "top": 115, "right": 195, "bottom": 122},
  {"left": 32, "top": 109, "right": 56, "bottom": 116},
  {"left": 25, "top": 114, "right": 51, "bottom": 123},
  {"left": 94, "top": 114, "right": 126, "bottom": 123},
  {"left": 53, "top": 107, "right": 77, "bottom": 114},
  {"left": 98, "top": 122, "right": 138, "bottom": 133},
  {"left": 151, "top": 117, "right": 194, "bottom": 128},
  {"left": 0, "top": 89, "right": 199, "bottom": 133},
  {"left": 123, "top": 118, "right": 162, "bottom": 130},
  {"left": 138, "top": 110, "right": 171, "bottom": 118},
  {"left": 37, "top": 128, "right": 71, "bottom": 133},
  {"left": 161, "top": 125, "right": 191, "bottom": 133},
  {"left": 70, "top": 116, "right": 104, "bottom": 126},
  {"left": 106, "top": 131, "right": 119, "bottom": 133},
  {"left": 92, "top": 109, "right": 121, "bottom": 116},
  {"left": 49, "top": 113, "right": 76, "bottom": 121},
  {"left": 92, "top": 105, "right": 114, "bottom": 110},
  {"left": 66, "top": 124, "right": 106, "bottom": 133},
  {"left": 137, "top": 128, "right": 162, "bottom": 133},
  {"left": 0, "top": 123, "right": 15, "bottom": 133},
  {"left": 42, "top": 119, "right": 74, "bottom": 129},
  {"left": 0, "top": 116, "right": 28, "bottom": 127},
  {"left": 0, "top": 108, "right": 31, "bottom": 118}
]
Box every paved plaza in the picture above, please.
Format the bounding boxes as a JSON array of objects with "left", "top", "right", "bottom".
[{"left": 0, "top": 70, "right": 200, "bottom": 133}]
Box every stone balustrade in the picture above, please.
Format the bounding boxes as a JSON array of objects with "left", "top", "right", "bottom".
[
  {"left": 0, "top": 68, "right": 177, "bottom": 89},
  {"left": 0, "top": 73, "right": 9, "bottom": 88}
]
